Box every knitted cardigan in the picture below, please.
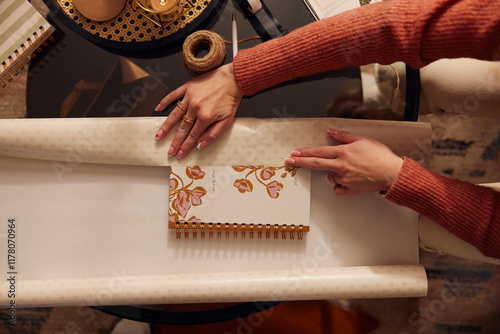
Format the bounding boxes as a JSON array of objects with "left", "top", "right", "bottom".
[{"left": 233, "top": 0, "right": 500, "bottom": 258}]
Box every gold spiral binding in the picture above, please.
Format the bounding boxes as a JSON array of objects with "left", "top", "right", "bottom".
[
  {"left": 29, "top": 31, "right": 44, "bottom": 53},
  {"left": 13, "top": 50, "right": 29, "bottom": 64},
  {"left": 40, "top": 26, "right": 55, "bottom": 42},
  {"left": 8, "top": 55, "right": 25, "bottom": 71},
  {"left": 20, "top": 44, "right": 36, "bottom": 59},
  {"left": 2, "top": 62, "right": 17, "bottom": 77},
  {"left": 2, "top": 26, "right": 59, "bottom": 88},
  {"left": 169, "top": 222, "right": 309, "bottom": 240},
  {"left": 0, "top": 66, "right": 12, "bottom": 83}
]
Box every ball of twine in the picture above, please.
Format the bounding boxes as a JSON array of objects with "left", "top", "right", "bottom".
[{"left": 182, "top": 30, "right": 226, "bottom": 76}]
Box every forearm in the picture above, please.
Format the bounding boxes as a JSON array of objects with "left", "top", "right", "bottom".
[
  {"left": 234, "top": 0, "right": 500, "bottom": 96},
  {"left": 383, "top": 158, "right": 500, "bottom": 259}
]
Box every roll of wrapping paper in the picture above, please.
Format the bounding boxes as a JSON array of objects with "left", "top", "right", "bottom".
[
  {"left": 0, "top": 117, "right": 432, "bottom": 167},
  {"left": 0, "top": 265, "right": 427, "bottom": 307}
]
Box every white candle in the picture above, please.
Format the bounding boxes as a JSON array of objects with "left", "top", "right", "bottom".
[{"left": 232, "top": 13, "right": 238, "bottom": 58}]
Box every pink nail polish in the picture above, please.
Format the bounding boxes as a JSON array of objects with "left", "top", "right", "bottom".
[
  {"left": 155, "top": 129, "right": 164, "bottom": 140},
  {"left": 197, "top": 141, "right": 207, "bottom": 150},
  {"left": 327, "top": 128, "right": 338, "bottom": 134},
  {"left": 168, "top": 147, "right": 174, "bottom": 157},
  {"left": 176, "top": 150, "right": 184, "bottom": 159},
  {"left": 155, "top": 104, "right": 162, "bottom": 112},
  {"left": 285, "top": 158, "right": 295, "bottom": 165},
  {"left": 291, "top": 150, "right": 301, "bottom": 157}
]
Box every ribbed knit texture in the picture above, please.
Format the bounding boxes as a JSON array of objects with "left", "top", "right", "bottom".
[
  {"left": 383, "top": 158, "right": 500, "bottom": 259},
  {"left": 233, "top": 0, "right": 500, "bottom": 96}
]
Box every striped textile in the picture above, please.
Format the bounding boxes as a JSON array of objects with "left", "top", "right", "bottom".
[{"left": 0, "top": 0, "right": 54, "bottom": 87}]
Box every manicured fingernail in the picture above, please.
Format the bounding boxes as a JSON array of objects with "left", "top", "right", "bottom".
[
  {"left": 197, "top": 141, "right": 207, "bottom": 150},
  {"left": 176, "top": 150, "right": 184, "bottom": 159},
  {"left": 285, "top": 158, "right": 295, "bottom": 165},
  {"left": 155, "top": 129, "right": 164, "bottom": 140},
  {"left": 168, "top": 146, "right": 174, "bottom": 157},
  {"left": 328, "top": 128, "right": 338, "bottom": 134},
  {"left": 155, "top": 104, "right": 161, "bottom": 111},
  {"left": 291, "top": 150, "right": 301, "bottom": 157}
]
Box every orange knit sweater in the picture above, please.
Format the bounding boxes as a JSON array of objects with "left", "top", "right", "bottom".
[
  {"left": 234, "top": 0, "right": 500, "bottom": 95},
  {"left": 233, "top": 0, "right": 500, "bottom": 258},
  {"left": 384, "top": 158, "right": 500, "bottom": 259}
]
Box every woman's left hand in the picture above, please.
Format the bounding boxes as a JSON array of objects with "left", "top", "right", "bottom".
[
  {"left": 285, "top": 129, "right": 403, "bottom": 196},
  {"left": 155, "top": 63, "right": 244, "bottom": 158}
]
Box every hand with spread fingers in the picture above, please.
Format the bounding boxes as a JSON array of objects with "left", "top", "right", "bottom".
[
  {"left": 285, "top": 129, "right": 404, "bottom": 196},
  {"left": 155, "top": 63, "right": 244, "bottom": 159}
]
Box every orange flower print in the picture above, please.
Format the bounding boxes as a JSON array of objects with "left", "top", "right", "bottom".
[
  {"left": 284, "top": 166, "right": 298, "bottom": 177},
  {"left": 266, "top": 181, "right": 283, "bottom": 198},
  {"left": 186, "top": 166, "right": 205, "bottom": 180},
  {"left": 172, "top": 190, "right": 191, "bottom": 217},
  {"left": 233, "top": 178, "right": 253, "bottom": 193},
  {"left": 260, "top": 167, "right": 275, "bottom": 180},
  {"left": 232, "top": 166, "right": 248, "bottom": 172},
  {"left": 170, "top": 178, "right": 178, "bottom": 190},
  {"left": 169, "top": 212, "right": 179, "bottom": 224},
  {"left": 186, "top": 216, "right": 202, "bottom": 224},
  {"left": 190, "top": 186, "right": 207, "bottom": 206}
]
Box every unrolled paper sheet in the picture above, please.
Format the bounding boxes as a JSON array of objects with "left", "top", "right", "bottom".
[{"left": 0, "top": 117, "right": 431, "bottom": 307}]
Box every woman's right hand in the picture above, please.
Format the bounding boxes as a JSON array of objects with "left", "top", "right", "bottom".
[
  {"left": 285, "top": 129, "right": 404, "bottom": 196},
  {"left": 155, "top": 63, "right": 244, "bottom": 158}
]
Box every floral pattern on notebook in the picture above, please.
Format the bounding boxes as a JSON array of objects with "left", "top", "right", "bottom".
[
  {"left": 232, "top": 166, "right": 299, "bottom": 198},
  {"left": 169, "top": 166, "right": 207, "bottom": 225},
  {"left": 169, "top": 165, "right": 306, "bottom": 225}
]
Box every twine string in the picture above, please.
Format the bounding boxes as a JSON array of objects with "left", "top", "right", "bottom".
[{"left": 182, "top": 30, "right": 260, "bottom": 76}]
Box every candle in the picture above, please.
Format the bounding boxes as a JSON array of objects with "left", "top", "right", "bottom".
[
  {"left": 232, "top": 13, "right": 238, "bottom": 58},
  {"left": 150, "top": 0, "right": 178, "bottom": 13}
]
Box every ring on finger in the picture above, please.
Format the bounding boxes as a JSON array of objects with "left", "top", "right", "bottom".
[
  {"left": 182, "top": 114, "right": 195, "bottom": 123},
  {"left": 177, "top": 100, "right": 187, "bottom": 112},
  {"left": 330, "top": 172, "right": 343, "bottom": 187}
]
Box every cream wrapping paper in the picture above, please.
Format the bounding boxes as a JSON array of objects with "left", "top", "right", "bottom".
[
  {"left": 0, "top": 265, "right": 427, "bottom": 308},
  {"left": 0, "top": 117, "right": 431, "bottom": 307},
  {"left": 0, "top": 117, "right": 431, "bottom": 166}
]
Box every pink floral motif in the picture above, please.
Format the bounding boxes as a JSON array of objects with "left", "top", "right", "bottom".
[
  {"left": 190, "top": 186, "right": 207, "bottom": 206},
  {"left": 169, "top": 212, "right": 179, "bottom": 224},
  {"left": 172, "top": 190, "right": 191, "bottom": 218},
  {"left": 170, "top": 178, "right": 178, "bottom": 190},
  {"left": 230, "top": 165, "right": 300, "bottom": 199},
  {"left": 169, "top": 167, "right": 208, "bottom": 221},
  {"left": 186, "top": 166, "right": 205, "bottom": 180},
  {"left": 233, "top": 179, "right": 253, "bottom": 193},
  {"left": 260, "top": 167, "right": 276, "bottom": 180},
  {"left": 266, "top": 181, "right": 283, "bottom": 198}
]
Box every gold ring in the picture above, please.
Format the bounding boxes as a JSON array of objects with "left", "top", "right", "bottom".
[
  {"left": 177, "top": 100, "right": 187, "bottom": 112},
  {"left": 330, "top": 172, "right": 342, "bottom": 186},
  {"left": 182, "top": 115, "right": 195, "bottom": 123}
]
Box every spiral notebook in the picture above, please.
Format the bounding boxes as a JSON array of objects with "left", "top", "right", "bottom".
[
  {"left": 0, "top": 0, "right": 55, "bottom": 88},
  {"left": 169, "top": 165, "right": 311, "bottom": 240}
]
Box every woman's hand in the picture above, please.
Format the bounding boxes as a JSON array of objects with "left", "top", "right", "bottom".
[
  {"left": 285, "top": 129, "right": 403, "bottom": 196},
  {"left": 155, "top": 63, "right": 244, "bottom": 158}
]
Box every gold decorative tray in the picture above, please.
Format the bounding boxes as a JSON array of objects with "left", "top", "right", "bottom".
[{"left": 45, "top": 0, "right": 220, "bottom": 53}]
